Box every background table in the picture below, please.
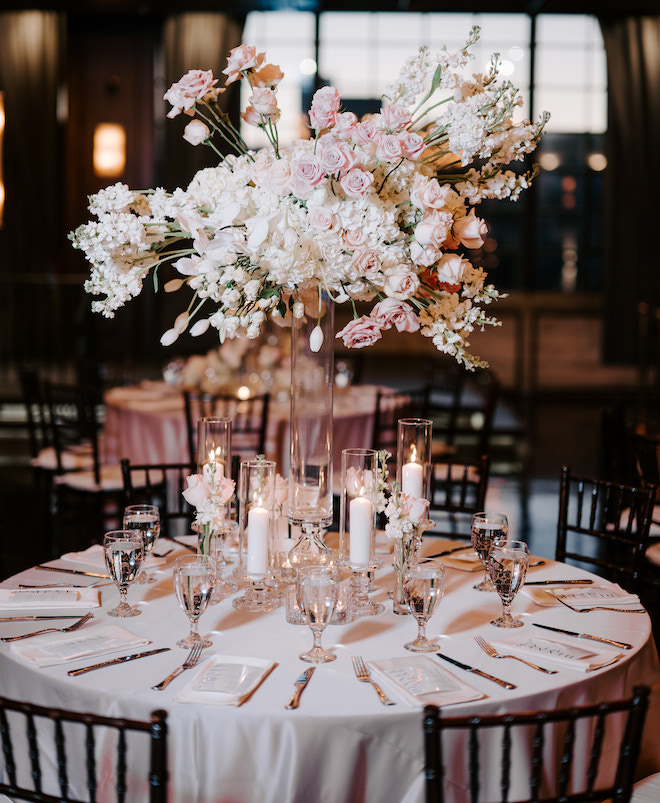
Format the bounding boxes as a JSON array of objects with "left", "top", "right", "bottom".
[
  {"left": 103, "top": 382, "right": 385, "bottom": 475},
  {"left": 1, "top": 540, "right": 659, "bottom": 803}
]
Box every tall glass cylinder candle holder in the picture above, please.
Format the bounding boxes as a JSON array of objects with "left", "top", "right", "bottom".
[
  {"left": 233, "top": 459, "right": 279, "bottom": 612},
  {"left": 339, "top": 448, "right": 382, "bottom": 617},
  {"left": 196, "top": 417, "right": 232, "bottom": 555},
  {"left": 397, "top": 418, "right": 432, "bottom": 501},
  {"left": 288, "top": 287, "right": 334, "bottom": 571}
]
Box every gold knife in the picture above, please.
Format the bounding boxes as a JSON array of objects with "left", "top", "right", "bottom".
[
  {"left": 67, "top": 647, "right": 171, "bottom": 676},
  {"left": 35, "top": 565, "right": 110, "bottom": 579},
  {"left": 285, "top": 667, "right": 315, "bottom": 709}
]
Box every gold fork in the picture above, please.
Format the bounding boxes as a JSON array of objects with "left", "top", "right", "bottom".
[
  {"left": 553, "top": 596, "right": 646, "bottom": 614},
  {"left": 474, "top": 635, "right": 557, "bottom": 674},
  {"left": 1, "top": 611, "right": 94, "bottom": 642},
  {"left": 351, "top": 656, "right": 396, "bottom": 705},
  {"left": 152, "top": 642, "right": 204, "bottom": 690}
]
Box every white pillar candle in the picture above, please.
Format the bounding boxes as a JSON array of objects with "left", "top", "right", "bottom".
[
  {"left": 402, "top": 460, "right": 424, "bottom": 498},
  {"left": 246, "top": 506, "right": 269, "bottom": 575},
  {"left": 349, "top": 496, "right": 372, "bottom": 565}
]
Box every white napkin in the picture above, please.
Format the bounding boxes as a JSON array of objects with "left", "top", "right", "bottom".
[
  {"left": 523, "top": 584, "right": 640, "bottom": 608},
  {"left": 175, "top": 655, "right": 276, "bottom": 706},
  {"left": 489, "top": 634, "right": 625, "bottom": 672},
  {"left": 10, "top": 623, "right": 150, "bottom": 668},
  {"left": 0, "top": 588, "right": 100, "bottom": 611},
  {"left": 369, "top": 656, "right": 486, "bottom": 707},
  {"left": 61, "top": 544, "right": 165, "bottom": 571},
  {"left": 442, "top": 551, "right": 483, "bottom": 572}
]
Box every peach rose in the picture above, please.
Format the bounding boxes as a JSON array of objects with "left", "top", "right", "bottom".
[
  {"left": 371, "top": 298, "right": 420, "bottom": 333},
  {"left": 251, "top": 63, "right": 284, "bottom": 89},
  {"left": 183, "top": 120, "right": 210, "bottom": 146},
  {"left": 222, "top": 45, "right": 265, "bottom": 84},
  {"left": 182, "top": 474, "right": 211, "bottom": 508},
  {"left": 453, "top": 209, "right": 488, "bottom": 249},
  {"left": 384, "top": 266, "right": 420, "bottom": 300},
  {"left": 415, "top": 210, "right": 454, "bottom": 250},
  {"left": 435, "top": 253, "right": 469, "bottom": 285},
  {"left": 164, "top": 69, "right": 218, "bottom": 118},
  {"left": 352, "top": 248, "right": 381, "bottom": 277},
  {"left": 401, "top": 493, "right": 429, "bottom": 524},
  {"left": 250, "top": 87, "right": 279, "bottom": 117},
  {"left": 336, "top": 316, "right": 383, "bottom": 349}
]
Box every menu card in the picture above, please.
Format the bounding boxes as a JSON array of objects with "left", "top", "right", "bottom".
[
  {"left": 10, "top": 623, "right": 150, "bottom": 667},
  {"left": 0, "top": 588, "right": 100, "bottom": 611},
  {"left": 175, "top": 655, "right": 277, "bottom": 706},
  {"left": 369, "top": 656, "right": 486, "bottom": 707},
  {"left": 61, "top": 544, "right": 165, "bottom": 570},
  {"left": 489, "top": 634, "right": 624, "bottom": 672},
  {"left": 523, "top": 584, "right": 640, "bottom": 608},
  {"left": 441, "top": 552, "right": 482, "bottom": 572}
]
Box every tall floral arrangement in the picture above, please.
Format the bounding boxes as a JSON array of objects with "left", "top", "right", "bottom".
[{"left": 70, "top": 26, "right": 548, "bottom": 369}]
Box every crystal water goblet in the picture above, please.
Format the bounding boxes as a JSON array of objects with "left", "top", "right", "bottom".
[
  {"left": 296, "top": 566, "right": 339, "bottom": 663},
  {"left": 103, "top": 530, "right": 145, "bottom": 617},
  {"left": 403, "top": 562, "right": 445, "bottom": 652},
  {"left": 488, "top": 539, "right": 529, "bottom": 628},
  {"left": 471, "top": 511, "right": 508, "bottom": 591},
  {"left": 123, "top": 504, "right": 160, "bottom": 584},
  {"left": 173, "top": 554, "right": 215, "bottom": 648}
]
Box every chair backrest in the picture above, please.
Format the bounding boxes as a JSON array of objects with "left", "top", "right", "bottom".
[
  {"left": 183, "top": 391, "right": 270, "bottom": 465},
  {"left": 43, "top": 380, "right": 102, "bottom": 484},
  {"left": 556, "top": 466, "right": 657, "bottom": 593},
  {"left": 629, "top": 432, "right": 660, "bottom": 489},
  {"left": 371, "top": 389, "right": 426, "bottom": 468},
  {"left": 424, "top": 368, "right": 499, "bottom": 461},
  {"left": 423, "top": 685, "right": 650, "bottom": 803},
  {"left": 0, "top": 695, "right": 168, "bottom": 803},
  {"left": 121, "top": 459, "right": 196, "bottom": 540},
  {"left": 18, "top": 365, "right": 50, "bottom": 459},
  {"left": 428, "top": 455, "right": 490, "bottom": 539}
]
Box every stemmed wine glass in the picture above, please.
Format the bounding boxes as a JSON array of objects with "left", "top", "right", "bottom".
[
  {"left": 103, "top": 530, "right": 145, "bottom": 617},
  {"left": 488, "top": 539, "right": 529, "bottom": 628},
  {"left": 471, "top": 511, "right": 508, "bottom": 591},
  {"left": 403, "top": 562, "right": 445, "bottom": 652},
  {"left": 296, "top": 566, "right": 339, "bottom": 663},
  {"left": 173, "top": 555, "right": 215, "bottom": 649},
  {"left": 123, "top": 504, "right": 161, "bottom": 584}
]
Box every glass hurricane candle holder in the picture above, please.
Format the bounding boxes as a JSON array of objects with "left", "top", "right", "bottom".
[
  {"left": 197, "top": 416, "right": 232, "bottom": 493},
  {"left": 339, "top": 448, "right": 383, "bottom": 617},
  {"left": 233, "top": 459, "right": 279, "bottom": 612},
  {"left": 396, "top": 418, "right": 432, "bottom": 501}
]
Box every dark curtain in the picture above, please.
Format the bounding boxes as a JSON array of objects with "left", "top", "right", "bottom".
[
  {"left": 0, "top": 11, "right": 63, "bottom": 368},
  {"left": 599, "top": 16, "right": 660, "bottom": 364},
  {"left": 162, "top": 13, "right": 244, "bottom": 192}
]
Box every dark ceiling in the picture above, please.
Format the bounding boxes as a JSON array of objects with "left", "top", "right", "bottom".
[{"left": 0, "top": 1, "right": 659, "bottom": 16}]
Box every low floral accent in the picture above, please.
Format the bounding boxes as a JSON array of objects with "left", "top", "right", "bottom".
[
  {"left": 70, "top": 27, "right": 548, "bottom": 369},
  {"left": 183, "top": 467, "right": 235, "bottom": 554}
]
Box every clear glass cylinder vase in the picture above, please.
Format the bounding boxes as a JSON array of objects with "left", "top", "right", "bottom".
[
  {"left": 288, "top": 287, "right": 334, "bottom": 535},
  {"left": 392, "top": 531, "right": 422, "bottom": 615}
]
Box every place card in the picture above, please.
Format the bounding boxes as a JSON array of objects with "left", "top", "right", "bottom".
[
  {"left": 490, "top": 634, "right": 625, "bottom": 672},
  {"left": 368, "top": 656, "right": 486, "bottom": 707},
  {"left": 0, "top": 588, "right": 100, "bottom": 611},
  {"left": 442, "top": 552, "right": 482, "bottom": 572},
  {"left": 10, "top": 623, "right": 150, "bottom": 668},
  {"left": 523, "top": 584, "right": 639, "bottom": 608},
  {"left": 175, "top": 655, "right": 277, "bottom": 706}
]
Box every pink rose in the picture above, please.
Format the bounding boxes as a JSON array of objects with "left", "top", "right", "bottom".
[
  {"left": 318, "top": 139, "right": 357, "bottom": 175},
  {"left": 250, "top": 155, "right": 272, "bottom": 188},
  {"left": 267, "top": 160, "right": 292, "bottom": 195},
  {"left": 351, "top": 121, "right": 379, "bottom": 149},
  {"left": 309, "top": 86, "right": 341, "bottom": 132},
  {"left": 380, "top": 103, "right": 412, "bottom": 132},
  {"left": 251, "top": 63, "right": 284, "bottom": 89},
  {"left": 182, "top": 474, "right": 211, "bottom": 508},
  {"left": 410, "top": 175, "right": 451, "bottom": 211},
  {"left": 453, "top": 209, "right": 488, "bottom": 249},
  {"left": 307, "top": 206, "right": 337, "bottom": 231},
  {"left": 340, "top": 167, "right": 375, "bottom": 198},
  {"left": 409, "top": 241, "right": 442, "bottom": 268},
  {"left": 333, "top": 112, "right": 358, "bottom": 140},
  {"left": 222, "top": 45, "right": 265, "bottom": 84},
  {"left": 250, "top": 87, "right": 279, "bottom": 117},
  {"left": 343, "top": 228, "right": 365, "bottom": 248},
  {"left": 415, "top": 210, "right": 454, "bottom": 250},
  {"left": 371, "top": 298, "right": 420, "bottom": 333},
  {"left": 376, "top": 134, "right": 402, "bottom": 163},
  {"left": 336, "top": 316, "right": 383, "bottom": 349},
  {"left": 352, "top": 248, "right": 381, "bottom": 277},
  {"left": 164, "top": 69, "right": 218, "bottom": 118},
  {"left": 384, "top": 266, "right": 420, "bottom": 300},
  {"left": 274, "top": 474, "right": 288, "bottom": 505},
  {"left": 240, "top": 106, "right": 262, "bottom": 126},
  {"left": 401, "top": 493, "right": 429, "bottom": 524},
  {"left": 435, "top": 253, "right": 469, "bottom": 285},
  {"left": 291, "top": 154, "right": 325, "bottom": 199},
  {"left": 183, "top": 120, "right": 210, "bottom": 146},
  {"left": 398, "top": 131, "right": 425, "bottom": 160},
  {"left": 216, "top": 476, "right": 236, "bottom": 505}
]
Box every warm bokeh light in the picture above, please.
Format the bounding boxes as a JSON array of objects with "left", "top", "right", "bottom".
[
  {"left": 93, "top": 123, "right": 126, "bottom": 177},
  {"left": 587, "top": 152, "right": 607, "bottom": 171},
  {"left": 539, "top": 152, "right": 561, "bottom": 171}
]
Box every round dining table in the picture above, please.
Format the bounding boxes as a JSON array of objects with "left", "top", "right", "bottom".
[
  {"left": 1, "top": 537, "right": 659, "bottom": 803},
  {"left": 102, "top": 381, "right": 387, "bottom": 475}
]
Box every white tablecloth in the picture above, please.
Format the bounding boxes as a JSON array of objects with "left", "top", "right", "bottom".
[
  {"left": 103, "top": 382, "right": 385, "bottom": 475},
  {"left": 1, "top": 540, "right": 659, "bottom": 803}
]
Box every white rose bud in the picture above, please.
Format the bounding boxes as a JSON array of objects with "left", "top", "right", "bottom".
[
  {"left": 183, "top": 120, "right": 210, "bottom": 146},
  {"left": 309, "top": 325, "right": 324, "bottom": 352}
]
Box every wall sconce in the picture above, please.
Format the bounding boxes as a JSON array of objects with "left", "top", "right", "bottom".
[
  {"left": 93, "top": 122, "right": 126, "bottom": 178},
  {"left": 0, "top": 92, "right": 5, "bottom": 228}
]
